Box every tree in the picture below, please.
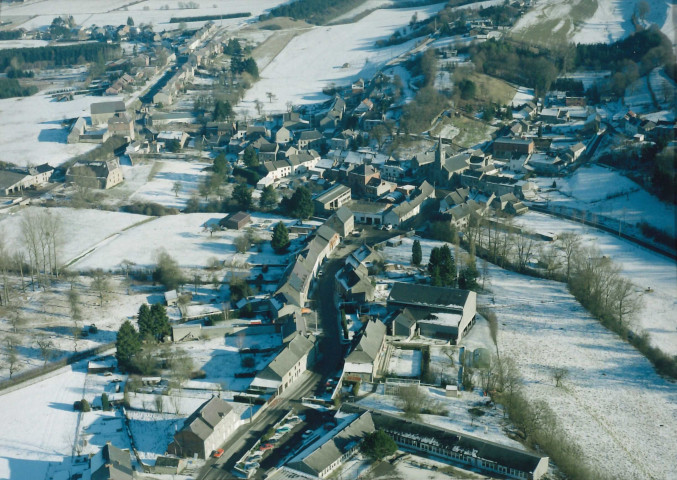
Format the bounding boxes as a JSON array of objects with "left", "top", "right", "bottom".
[
  {"left": 242, "top": 146, "right": 259, "bottom": 168},
  {"left": 637, "top": 0, "right": 650, "bottom": 20},
  {"left": 232, "top": 183, "right": 253, "bottom": 210},
  {"left": 360, "top": 430, "right": 397, "bottom": 461},
  {"left": 91, "top": 270, "right": 110, "bottom": 307},
  {"left": 4, "top": 336, "right": 19, "bottom": 378},
  {"left": 557, "top": 232, "right": 580, "bottom": 282},
  {"left": 213, "top": 152, "right": 228, "bottom": 176},
  {"left": 172, "top": 181, "right": 182, "bottom": 197},
  {"left": 137, "top": 303, "right": 153, "bottom": 340},
  {"left": 271, "top": 221, "right": 291, "bottom": 253},
  {"left": 126, "top": 16, "right": 135, "bottom": 26},
  {"left": 116, "top": 320, "right": 141, "bottom": 372},
  {"left": 254, "top": 99, "right": 263, "bottom": 116},
  {"left": 259, "top": 185, "right": 277, "bottom": 209},
  {"left": 552, "top": 367, "right": 569, "bottom": 388},
  {"left": 35, "top": 335, "right": 55, "bottom": 366},
  {"left": 150, "top": 303, "right": 171, "bottom": 342},
  {"left": 266, "top": 91, "right": 276, "bottom": 103},
  {"left": 370, "top": 124, "right": 389, "bottom": 150},
  {"left": 102, "top": 392, "right": 111, "bottom": 411},
  {"left": 283, "top": 186, "right": 314, "bottom": 219},
  {"left": 213, "top": 99, "right": 233, "bottom": 121},
  {"left": 153, "top": 249, "right": 185, "bottom": 291},
  {"left": 411, "top": 239, "right": 422, "bottom": 267}
]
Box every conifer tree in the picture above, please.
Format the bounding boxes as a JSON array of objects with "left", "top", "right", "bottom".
[{"left": 271, "top": 221, "right": 291, "bottom": 253}]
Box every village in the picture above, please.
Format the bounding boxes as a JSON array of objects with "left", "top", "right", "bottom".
[{"left": 0, "top": 1, "right": 676, "bottom": 480}]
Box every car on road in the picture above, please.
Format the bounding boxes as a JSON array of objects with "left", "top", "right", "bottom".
[
  {"left": 259, "top": 443, "right": 274, "bottom": 451},
  {"left": 212, "top": 448, "right": 224, "bottom": 458}
]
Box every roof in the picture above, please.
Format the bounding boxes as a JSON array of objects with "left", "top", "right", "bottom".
[
  {"left": 388, "top": 180, "right": 434, "bottom": 219},
  {"left": 394, "top": 308, "right": 417, "bottom": 329},
  {"left": 346, "top": 319, "right": 386, "bottom": 365},
  {"left": 288, "top": 412, "right": 375, "bottom": 476},
  {"left": 0, "top": 171, "right": 28, "bottom": 190},
  {"left": 255, "top": 333, "right": 316, "bottom": 382},
  {"left": 494, "top": 137, "right": 533, "bottom": 146},
  {"left": 388, "top": 282, "right": 472, "bottom": 312},
  {"left": 315, "top": 183, "right": 351, "bottom": 204},
  {"left": 298, "top": 129, "right": 322, "bottom": 141},
  {"left": 333, "top": 205, "right": 354, "bottom": 224},
  {"left": 91, "top": 443, "right": 133, "bottom": 480},
  {"left": 91, "top": 100, "right": 126, "bottom": 115},
  {"left": 179, "top": 397, "right": 233, "bottom": 441}
]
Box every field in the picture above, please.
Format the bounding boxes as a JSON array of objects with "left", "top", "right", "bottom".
[
  {"left": 431, "top": 114, "right": 497, "bottom": 148},
  {"left": 467, "top": 72, "right": 518, "bottom": 106},
  {"left": 511, "top": 0, "right": 674, "bottom": 47},
  {"left": 239, "top": 3, "right": 446, "bottom": 114},
  {"left": 479, "top": 263, "right": 677, "bottom": 480}
]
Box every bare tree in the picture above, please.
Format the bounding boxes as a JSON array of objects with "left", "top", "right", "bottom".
[
  {"left": 0, "top": 233, "right": 11, "bottom": 306},
  {"left": 254, "top": 99, "right": 263, "bottom": 116},
  {"left": 172, "top": 181, "right": 182, "bottom": 198},
  {"left": 613, "top": 277, "right": 642, "bottom": 331},
  {"left": 4, "top": 336, "right": 20, "bottom": 378},
  {"left": 91, "top": 270, "right": 111, "bottom": 307},
  {"left": 266, "top": 91, "right": 276, "bottom": 103},
  {"left": 35, "top": 335, "right": 55, "bottom": 366},
  {"left": 552, "top": 367, "right": 569, "bottom": 388},
  {"left": 481, "top": 257, "right": 489, "bottom": 290},
  {"left": 514, "top": 232, "right": 535, "bottom": 271},
  {"left": 155, "top": 394, "right": 164, "bottom": 413},
  {"left": 6, "top": 307, "right": 25, "bottom": 334},
  {"left": 557, "top": 232, "right": 581, "bottom": 282}
]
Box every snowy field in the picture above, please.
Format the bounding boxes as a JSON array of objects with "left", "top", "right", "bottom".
[
  {"left": 3, "top": 0, "right": 288, "bottom": 31},
  {"left": 0, "top": 364, "right": 88, "bottom": 480},
  {"left": 624, "top": 76, "right": 655, "bottom": 114},
  {"left": 0, "top": 39, "right": 49, "bottom": 49},
  {"left": 533, "top": 164, "right": 676, "bottom": 237},
  {"left": 480, "top": 263, "right": 677, "bottom": 480},
  {"left": 0, "top": 93, "right": 123, "bottom": 168},
  {"left": 649, "top": 66, "right": 677, "bottom": 111},
  {"left": 387, "top": 348, "right": 421, "bottom": 377},
  {"left": 128, "top": 160, "right": 211, "bottom": 210},
  {"left": 511, "top": 86, "right": 534, "bottom": 106},
  {"left": 239, "top": 4, "right": 446, "bottom": 114},
  {"left": 512, "top": 0, "right": 674, "bottom": 46},
  {"left": 514, "top": 211, "right": 677, "bottom": 356}
]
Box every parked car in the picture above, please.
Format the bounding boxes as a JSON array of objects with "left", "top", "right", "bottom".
[
  {"left": 212, "top": 448, "right": 224, "bottom": 458},
  {"left": 259, "top": 443, "right": 274, "bottom": 451}
]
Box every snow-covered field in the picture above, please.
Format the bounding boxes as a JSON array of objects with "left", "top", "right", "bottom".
[
  {"left": 0, "top": 39, "right": 49, "bottom": 49},
  {"left": 649, "top": 66, "right": 677, "bottom": 111},
  {"left": 514, "top": 210, "right": 677, "bottom": 356},
  {"left": 0, "top": 93, "right": 121, "bottom": 168},
  {"left": 624, "top": 75, "right": 655, "bottom": 113},
  {"left": 239, "top": 4, "right": 446, "bottom": 114},
  {"left": 534, "top": 164, "right": 676, "bottom": 237},
  {"left": 480, "top": 263, "right": 677, "bottom": 480},
  {"left": 3, "top": 0, "right": 287, "bottom": 31},
  {"left": 512, "top": 0, "right": 674, "bottom": 46},
  {"left": 0, "top": 364, "right": 87, "bottom": 480},
  {"left": 128, "top": 160, "right": 210, "bottom": 209},
  {"left": 511, "top": 86, "right": 534, "bottom": 106}
]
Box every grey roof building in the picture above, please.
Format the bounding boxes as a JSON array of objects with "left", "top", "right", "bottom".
[
  {"left": 90, "top": 442, "right": 133, "bottom": 480},
  {"left": 250, "top": 333, "right": 317, "bottom": 395},
  {"left": 344, "top": 319, "right": 387, "bottom": 382},
  {"left": 91, "top": 100, "right": 126, "bottom": 125},
  {"left": 287, "top": 411, "right": 375, "bottom": 478}
]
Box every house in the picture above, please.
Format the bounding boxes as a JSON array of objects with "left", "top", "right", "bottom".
[
  {"left": 380, "top": 161, "right": 406, "bottom": 182},
  {"left": 568, "top": 142, "right": 586, "bottom": 161},
  {"left": 343, "top": 319, "right": 387, "bottom": 382},
  {"left": 392, "top": 308, "right": 417, "bottom": 339},
  {"left": 153, "top": 456, "right": 186, "bottom": 475},
  {"left": 107, "top": 113, "right": 135, "bottom": 140},
  {"left": 387, "top": 283, "right": 477, "bottom": 343},
  {"left": 365, "top": 177, "right": 394, "bottom": 198},
  {"left": 297, "top": 129, "right": 323, "bottom": 150},
  {"left": 68, "top": 117, "right": 87, "bottom": 143},
  {"left": 250, "top": 333, "right": 317, "bottom": 395},
  {"left": 66, "top": 159, "right": 124, "bottom": 189},
  {"left": 336, "top": 262, "right": 374, "bottom": 304},
  {"left": 158, "top": 131, "right": 189, "bottom": 149},
  {"left": 348, "top": 164, "right": 380, "bottom": 196},
  {"left": 528, "top": 153, "right": 563, "bottom": 174},
  {"left": 383, "top": 181, "right": 434, "bottom": 226},
  {"left": 275, "top": 126, "right": 293, "bottom": 144},
  {"left": 219, "top": 211, "right": 251, "bottom": 230},
  {"left": 351, "top": 78, "right": 365, "bottom": 94},
  {"left": 167, "top": 397, "right": 240, "bottom": 459},
  {"left": 260, "top": 159, "right": 293, "bottom": 182},
  {"left": 150, "top": 112, "right": 197, "bottom": 126},
  {"left": 326, "top": 206, "right": 355, "bottom": 237},
  {"left": 89, "top": 442, "right": 133, "bottom": 480},
  {"left": 540, "top": 107, "right": 569, "bottom": 124},
  {"left": 439, "top": 187, "right": 470, "bottom": 212},
  {"left": 91, "top": 100, "right": 126, "bottom": 125},
  {"left": 287, "top": 411, "right": 375, "bottom": 478},
  {"left": 493, "top": 137, "right": 535, "bottom": 158},
  {"left": 164, "top": 290, "right": 178, "bottom": 306},
  {"left": 314, "top": 183, "right": 352, "bottom": 212},
  {"left": 491, "top": 193, "right": 528, "bottom": 215},
  {"left": 448, "top": 200, "right": 485, "bottom": 229}
]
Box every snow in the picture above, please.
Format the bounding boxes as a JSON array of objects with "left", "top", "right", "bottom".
[
  {"left": 479, "top": 263, "right": 677, "bottom": 480},
  {"left": 128, "top": 160, "right": 211, "bottom": 209},
  {"left": 0, "top": 39, "right": 49, "bottom": 49},
  {"left": 4, "top": 0, "right": 288, "bottom": 32},
  {"left": 511, "top": 86, "right": 534, "bottom": 106},
  {"left": 649, "top": 67, "right": 677, "bottom": 111},
  {"left": 534, "top": 164, "right": 676, "bottom": 237},
  {"left": 0, "top": 364, "right": 87, "bottom": 480},
  {"left": 239, "top": 4, "right": 446, "bottom": 114},
  {"left": 624, "top": 76, "right": 654, "bottom": 114},
  {"left": 388, "top": 348, "right": 421, "bottom": 377},
  {"left": 513, "top": 210, "right": 677, "bottom": 356}
]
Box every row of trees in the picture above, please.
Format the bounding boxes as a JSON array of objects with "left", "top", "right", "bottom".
[
  {"left": 0, "top": 42, "right": 121, "bottom": 70},
  {"left": 0, "top": 78, "right": 37, "bottom": 99}
]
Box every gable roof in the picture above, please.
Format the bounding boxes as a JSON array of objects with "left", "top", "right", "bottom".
[
  {"left": 388, "top": 282, "right": 471, "bottom": 312},
  {"left": 346, "top": 319, "right": 386, "bottom": 365},
  {"left": 91, "top": 100, "right": 126, "bottom": 115},
  {"left": 91, "top": 443, "right": 133, "bottom": 480},
  {"left": 179, "top": 397, "right": 233, "bottom": 441},
  {"left": 255, "top": 333, "right": 316, "bottom": 382}
]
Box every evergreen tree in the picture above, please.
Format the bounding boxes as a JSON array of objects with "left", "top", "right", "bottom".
[
  {"left": 213, "top": 152, "right": 228, "bottom": 176},
  {"left": 116, "top": 320, "right": 141, "bottom": 372},
  {"left": 411, "top": 239, "right": 422, "bottom": 267},
  {"left": 137, "top": 303, "right": 152, "bottom": 339},
  {"left": 232, "top": 183, "right": 253, "bottom": 210},
  {"left": 428, "top": 247, "right": 441, "bottom": 275},
  {"left": 271, "top": 221, "right": 291, "bottom": 253},
  {"left": 213, "top": 99, "right": 233, "bottom": 121},
  {"left": 439, "top": 244, "right": 456, "bottom": 287},
  {"left": 283, "top": 186, "right": 314, "bottom": 219},
  {"left": 127, "top": 16, "right": 134, "bottom": 26},
  {"left": 259, "top": 185, "right": 278, "bottom": 209},
  {"left": 150, "top": 303, "right": 171, "bottom": 342},
  {"left": 361, "top": 430, "right": 397, "bottom": 461},
  {"left": 243, "top": 146, "right": 259, "bottom": 168},
  {"left": 459, "top": 262, "right": 479, "bottom": 290}
]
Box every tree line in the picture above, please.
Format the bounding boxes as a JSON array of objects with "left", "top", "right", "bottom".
[
  {"left": 0, "top": 78, "right": 37, "bottom": 99},
  {"left": 263, "top": 0, "right": 365, "bottom": 24},
  {"left": 0, "top": 42, "right": 121, "bottom": 70}
]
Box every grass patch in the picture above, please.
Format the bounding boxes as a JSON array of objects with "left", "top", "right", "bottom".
[
  {"left": 511, "top": 0, "right": 597, "bottom": 46},
  {"left": 445, "top": 115, "right": 496, "bottom": 148},
  {"left": 467, "top": 72, "right": 517, "bottom": 106}
]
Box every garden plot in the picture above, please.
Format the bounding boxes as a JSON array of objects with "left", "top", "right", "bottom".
[
  {"left": 513, "top": 210, "right": 677, "bottom": 356},
  {"left": 479, "top": 263, "right": 677, "bottom": 480},
  {"left": 70, "top": 212, "right": 303, "bottom": 271},
  {"left": 239, "top": 3, "right": 446, "bottom": 114},
  {"left": 387, "top": 348, "right": 422, "bottom": 378},
  {"left": 533, "top": 164, "right": 676, "bottom": 237},
  {"left": 0, "top": 363, "right": 88, "bottom": 480},
  {"left": 128, "top": 160, "right": 211, "bottom": 210}
]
